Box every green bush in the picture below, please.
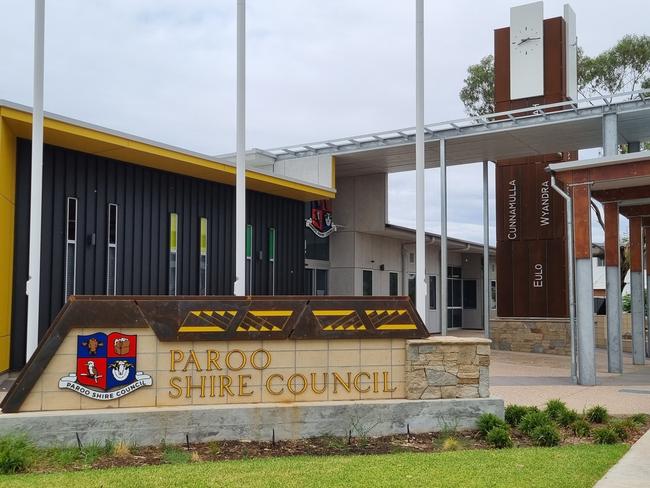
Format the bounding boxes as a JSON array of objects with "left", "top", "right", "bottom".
[
  {"left": 518, "top": 411, "right": 552, "bottom": 435},
  {"left": 609, "top": 420, "right": 631, "bottom": 441},
  {"left": 544, "top": 399, "right": 569, "bottom": 422},
  {"left": 558, "top": 408, "right": 579, "bottom": 427},
  {"left": 162, "top": 445, "right": 191, "bottom": 464},
  {"left": 630, "top": 413, "right": 648, "bottom": 426},
  {"left": 585, "top": 405, "right": 609, "bottom": 424},
  {"left": 592, "top": 427, "right": 619, "bottom": 445},
  {"left": 0, "top": 434, "right": 36, "bottom": 474},
  {"left": 486, "top": 427, "right": 513, "bottom": 449},
  {"left": 571, "top": 419, "right": 591, "bottom": 437},
  {"left": 504, "top": 405, "right": 529, "bottom": 428},
  {"left": 530, "top": 424, "right": 561, "bottom": 447},
  {"left": 476, "top": 413, "right": 507, "bottom": 437}
]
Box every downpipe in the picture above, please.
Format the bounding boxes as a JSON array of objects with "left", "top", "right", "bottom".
[{"left": 550, "top": 174, "right": 578, "bottom": 384}]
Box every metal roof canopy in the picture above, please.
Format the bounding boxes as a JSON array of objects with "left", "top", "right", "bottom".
[
  {"left": 549, "top": 150, "right": 650, "bottom": 214},
  {"left": 262, "top": 90, "right": 650, "bottom": 178}
]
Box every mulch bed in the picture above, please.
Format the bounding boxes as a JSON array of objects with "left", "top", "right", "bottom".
[{"left": 80, "top": 418, "right": 649, "bottom": 471}]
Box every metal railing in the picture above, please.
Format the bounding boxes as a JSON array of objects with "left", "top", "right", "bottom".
[{"left": 263, "top": 89, "right": 650, "bottom": 161}]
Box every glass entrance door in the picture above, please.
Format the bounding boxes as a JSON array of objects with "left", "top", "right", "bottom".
[{"left": 447, "top": 266, "right": 462, "bottom": 328}]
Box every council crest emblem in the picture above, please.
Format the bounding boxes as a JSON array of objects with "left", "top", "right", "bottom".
[
  {"left": 58, "top": 332, "right": 152, "bottom": 400},
  {"left": 306, "top": 200, "right": 337, "bottom": 238}
]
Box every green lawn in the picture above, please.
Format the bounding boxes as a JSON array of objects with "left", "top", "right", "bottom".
[{"left": 0, "top": 444, "right": 627, "bottom": 488}]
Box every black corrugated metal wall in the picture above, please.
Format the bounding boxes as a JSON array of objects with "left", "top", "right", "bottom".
[{"left": 10, "top": 139, "right": 305, "bottom": 369}]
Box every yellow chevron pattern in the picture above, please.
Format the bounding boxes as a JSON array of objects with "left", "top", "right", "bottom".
[
  {"left": 178, "top": 310, "right": 237, "bottom": 333},
  {"left": 365, "top": 309, "right": 417, "bottom": 330},
  {"left": 312, "top": 310, "right": 365, "bottom": 332},
  {"left": 235, "top": 310, "right": 292, "bottom": 333}
]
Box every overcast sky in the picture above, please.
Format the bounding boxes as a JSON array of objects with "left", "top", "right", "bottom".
[{"left": 1, "top": 0, "right": 646, "bottom": 243}]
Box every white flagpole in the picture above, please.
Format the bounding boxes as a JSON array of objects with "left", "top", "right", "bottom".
[
  {"left": 25, "top": 0, "right": 45, "bottom": 360},
  {"left": 234, "top": 0, "right": 246, "bottom": 296},
  {"left": 415, "top": 0, "right": 426, "bottom": 319}
]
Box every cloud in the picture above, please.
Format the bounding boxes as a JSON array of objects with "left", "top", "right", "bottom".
[{"left": 0, "top": 0, "right": 645, "bottom": 243}]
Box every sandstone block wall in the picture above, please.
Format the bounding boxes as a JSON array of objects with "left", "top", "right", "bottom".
[
  {"left": 595, "top": 314, "right": 633, "bottom": 353},
  {"left": 405, "top": 337, "right": 491, "bottom": 400},
  {"left": 489, "top": 318, "right": 571, "bottom": 355}
]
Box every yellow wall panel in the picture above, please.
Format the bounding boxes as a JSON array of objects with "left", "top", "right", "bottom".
[{"left": 0, "top": 119, "right": 15, "bottom": 372}]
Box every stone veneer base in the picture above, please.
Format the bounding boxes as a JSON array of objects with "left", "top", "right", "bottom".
[{"left": 0, "top": 398, "right": 504, "bottom": 447}]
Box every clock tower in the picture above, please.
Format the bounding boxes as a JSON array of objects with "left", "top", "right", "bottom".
[{"left": 494, "top": 2, "right": 578, "bottom": 318}]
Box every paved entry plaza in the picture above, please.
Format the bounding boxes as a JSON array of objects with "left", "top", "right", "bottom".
[{"left": 489, "top": 348, "right": 650, "bottom": 414}]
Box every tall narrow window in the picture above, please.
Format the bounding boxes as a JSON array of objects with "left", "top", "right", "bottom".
[
  {"left": 246, "top": 224, "right": 253, "bottom": 295},
  {"left": 363, "top": 270, "right": 373, "bottom": 296},
  {"left": 429, "top": 275, "right": 437, "bottom": 310},
  {"left": 64, "top": 197, "right": 78, "bottom": 301},
  {"left": 106, "top": 203, "right": 118, "bottom": 295},
  {"left": 199, "top": 217, "right": 208, "bottom": 295},
  {"left": 268, "top": 227, "right": 276, "bottom": 295},
  {"left": 389, "top": 272, "right": 398, "bottom": 296},
  {"left": 169, "top": 213, "right": 178, "bottom": 296}
]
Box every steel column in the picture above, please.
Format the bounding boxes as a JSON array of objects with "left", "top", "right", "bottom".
[
  {"left": 414, "top": 0, "right": 426, "bottom": 318},
  {"left": 604, "top": 202, "right": 622, "bottom": 373},
  {"left": 572, "top": 184, "right": 596, "bottom": 385},
  {"left": 234, "top": 0, "right": 246, "bottom": 296},
  {"left": 440, "top": 139, "right": 447, "bottom": 335},
  {"left": 629, "top": 216, "right": 645, "bottom": 365},
  {"left": 483, "top": 160, "right": 490, "bottom": 338},
  {"left": 26, "top": 0, "right": 45, "bottom": 360},
  {"left": 602, "top": 112, "right": 618, "bottom": 157}
]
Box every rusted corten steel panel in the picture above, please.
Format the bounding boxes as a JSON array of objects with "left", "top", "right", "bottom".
[
  {"left": 593, "top": 187, "right": 650, "bottom": 203},
  {"left": 604, "top": 202, "right": 620, "bottom": 267},
  {"left": 572, "top": 185, "right": 592, "bottom": 260},
  {"left": 620, "top": 205, "right": 650, "bottom": 218},
  {"left": 494, "top": 27, "right": 510, "bottom": 106},
  {"left": 495, "top": 240, "right": 514, "bottom": 317},
  {"left": 546, "top": 238, "right": 569, "bottom": 317},
  {"left": 629, "top": 217, "right": 643, "bottom": 272},
  {"left": 494, "top": 16, "right": 571, "bottom": 319},
  {"left": 544, "top": 17, "right": 566, "bottom": 100},
  {"left": 0, "top": 295, "right": 428, "bottom": 413}
]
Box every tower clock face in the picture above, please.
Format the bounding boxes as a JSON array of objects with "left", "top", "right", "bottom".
[{"left": 510, "top": 1, "right": 544, "bottom": 100}]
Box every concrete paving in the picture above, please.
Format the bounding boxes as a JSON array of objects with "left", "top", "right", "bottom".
[
  {"left": 594, "top": 428, "right": 650, "bottom": 488},
  {"left": 490, "top": 348, "right": 650, "bottom": 414}
]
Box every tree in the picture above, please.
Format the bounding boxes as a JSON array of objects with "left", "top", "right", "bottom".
[
  {"left": 579, "top": 35, "right": 650, "bottom": 100},
  {"left": 459, "top": 35, "right": 650, "bottom": 117},
  {"left": 459, "top": 55, "right": 495, "bottom": 117}
]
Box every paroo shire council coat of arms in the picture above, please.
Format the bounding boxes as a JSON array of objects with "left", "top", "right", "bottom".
[{"left": 58, "top": 332, "right": 152, "bottom": 400}]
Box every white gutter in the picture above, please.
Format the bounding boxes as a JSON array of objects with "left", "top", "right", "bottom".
[{"left": 550, "top": 174, "right": 578, "bottom": 383}]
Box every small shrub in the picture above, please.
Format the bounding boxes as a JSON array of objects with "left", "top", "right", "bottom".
[
  {"left": 530, "top": 424, "right": 561, "bottom": 447},
  {"left": 486, "top": 427, "right": 513, "bottom": 449},
  {"left": 0, "top": 434, "right": 35, "bottom": 474},
  {"left": 593, "top": 426, "right": 619, "bottom": 445},
  {"left": 630, "top": 413, "right": 648, "bottom": 426},
  {"left": 162, "top": 445, "right": 191, "bottom": 464},
  {"left": 571, "top": 419, "right": 591, "bottom": 437},
  {"left": 208, "top": 441, "right": 221, "bottom": 456},
  {"left": 190, "top": 451, "right": 202, "bottom": 463},
  {"left": 505, "top": 405, "right": 529, "bottom": 428},
  {"left": 477, "top": 413, "right": 507, "bottom": 437},
  {"left": 609, "top": 420, "right": 630, "bottom": 441},
  {"left": 50, "top": 447, "right": 81, "bottom": 466},
  {"left": 557, "top": 409, "right": 579, "bottom": 427},
  {"left": 545, "top": 399, "right": 569, "bottom": 422},
  {"left": 442, "top": 437, "right": 462, "bottom": 451},
  {"left": 518, "top": 411, "right": 552, "bottom": 435},
  {"left": 585, "top": 405, "right": 609, "bottom": 424},
  {"left": 114, "top": 440, "right": 132, "bottom": 458}
]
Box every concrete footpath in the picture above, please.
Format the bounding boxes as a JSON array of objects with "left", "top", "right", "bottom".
[
  {"left": 594, "top": 428, "right": 650, "bottom": 487},
  {"left": 489, "top": 348, "right": 650, "bottom": 414}
]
